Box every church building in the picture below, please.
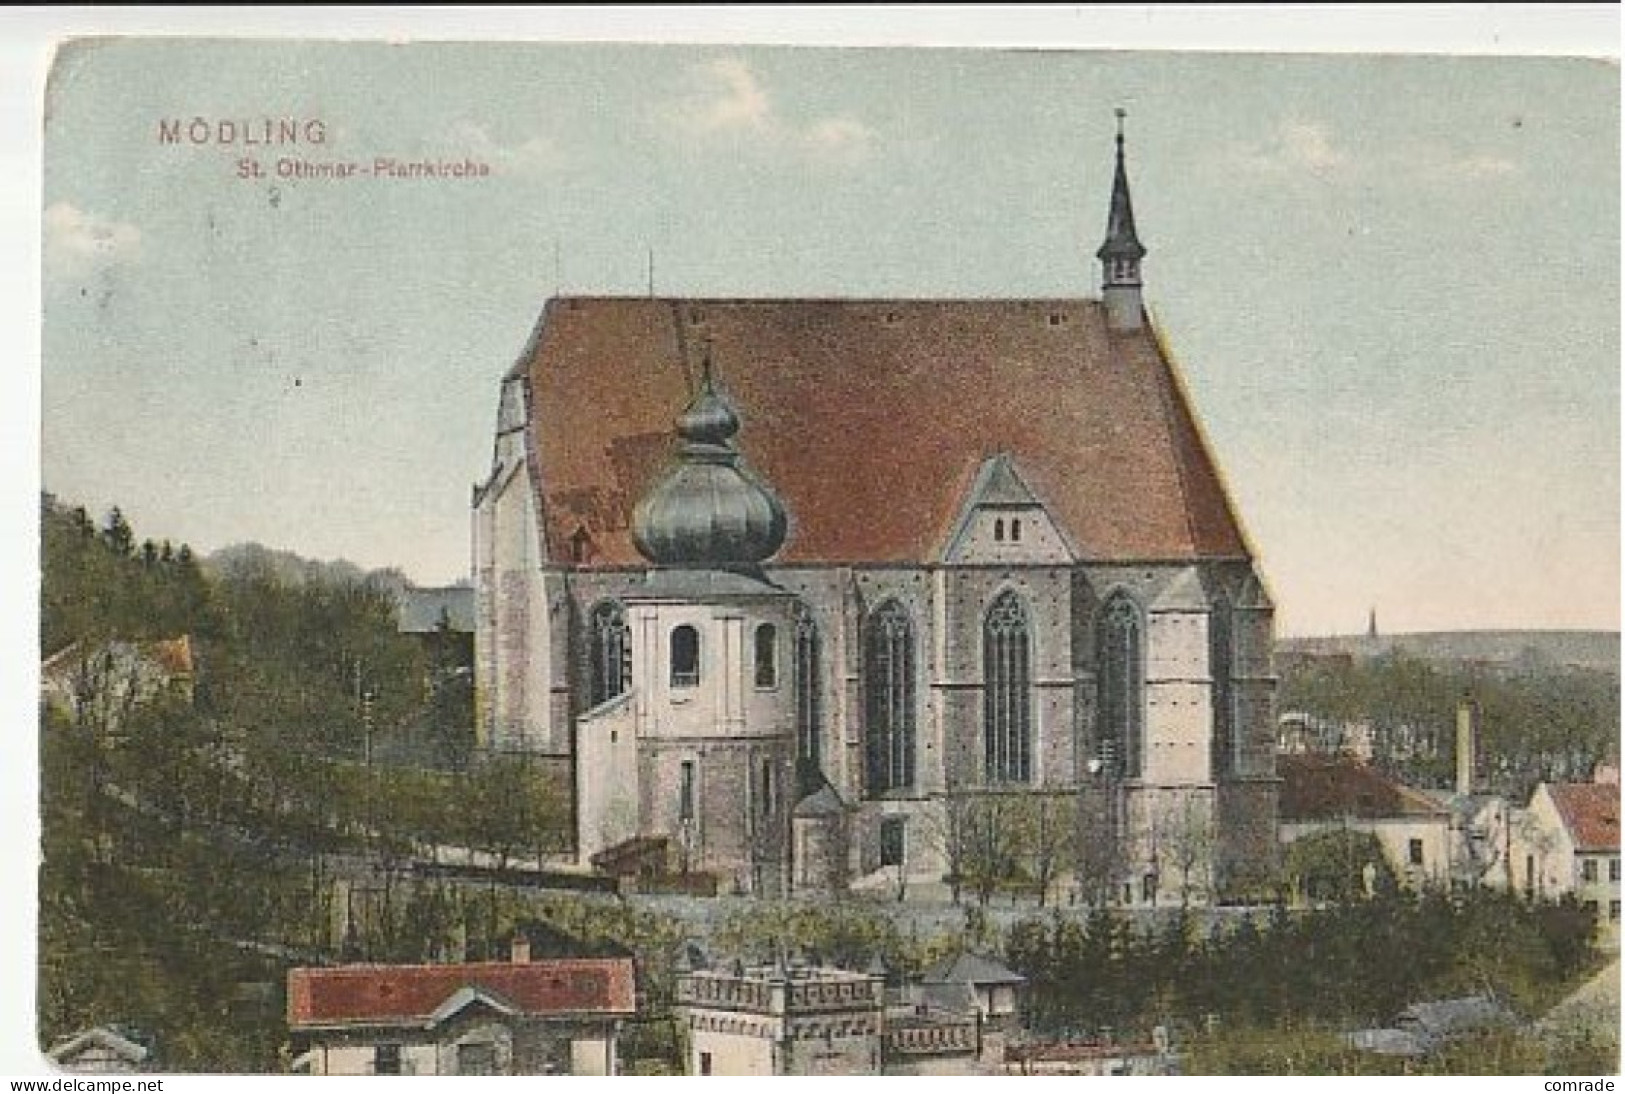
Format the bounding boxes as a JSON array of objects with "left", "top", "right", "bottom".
[{"left": 471, "top": 121, "right": 1279, "bottom": 903}]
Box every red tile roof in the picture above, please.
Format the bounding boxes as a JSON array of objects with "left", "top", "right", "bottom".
[
  {"left": 1278, "top": 754, "right": 1450, "bottom": 822},
  {"left": 519, "top": 298, "right": 1250, "bottom": 566},
  {"left": 1548, "top": 783, "right": 1621, "bottom": 852},
  {"left": 287, "top": 957, "right": 635, "bottom": 1030}
]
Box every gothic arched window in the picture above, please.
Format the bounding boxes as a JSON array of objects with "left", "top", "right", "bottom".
[
  {"left": 588, "top": 601, "right": 630, "bottom": 708},
  {"left": 794, "top": 602, "right": 821, "bottom": 767},
  {"left": 984, "top": 590, "right": 1033, "bottom": 783},
  {"left": 1097, "top": 593, "right": 1144, "bottom": 778},
  {"left": 1210, "top": 596, "right": 1235, "bottom": 778},
  {"left": 864, "top": 600, "right": 916, "bottom": 794},
  {"left": 671, "top": 625, "right": 700, "bottom": 688}
]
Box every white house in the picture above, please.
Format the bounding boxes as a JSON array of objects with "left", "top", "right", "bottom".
[
  {"left": 1277, "top": 754, "right": 1453, "bottom": 890},
  {"left": 1513, "top": 777, "right": 1620, "bottom": 923}
]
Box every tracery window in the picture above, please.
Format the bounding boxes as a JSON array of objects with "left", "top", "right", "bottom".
[
  {"left": 864, "top": 600, "right": 916, "bottom": 794},
  {"left": 1097, "top": 593, "right": 1144, "bottom": 778},
  {"left": 984, "top": 591, "right": 1033, "bottom": 783},
  {"left": 588, "top": 600, "right": 631, "bottom": 707},
  {"left": 794, "top": 602, "right": 821, "bottom": 766}
]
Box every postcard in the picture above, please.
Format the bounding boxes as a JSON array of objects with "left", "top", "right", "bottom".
[{"left": 31, "top": 29, "right": 1620, "bottom": 1078}]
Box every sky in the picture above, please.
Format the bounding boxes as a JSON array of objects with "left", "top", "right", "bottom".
[{"left": 32, "top": 30, "right": 1621, "bottom": 642}]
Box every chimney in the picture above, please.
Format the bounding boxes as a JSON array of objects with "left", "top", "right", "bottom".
[
  {"left": 1455, "top": 698, "right": 1475, "bottom": 796},
  {"left": 510, "top": 932, "right": 531, "bottom": 965}
]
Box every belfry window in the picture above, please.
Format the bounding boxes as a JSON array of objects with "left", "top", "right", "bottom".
[
  {"left": 994, "top": 518, "right": 1005, "bottom": 542},
  {"left": 984, "top": 591, "right": 1033, "bottom": 783},
  {"left": 671, "top": 625, "right": 700, "bottom": 688},
  {"left": 1011, "top": 518, "right": 1023, "bottom": 542},
  {"left": 588, "top": 601, "right": 631, "bottom": 708},
  {"left": 1097, "top": 594, "right": 1144, "bottom": 778},
  {"left": 864, "top": 600, "right": 916, "bottom": 794},
  {"left": 794, "top": 603, "right": 821, "bottom": 766},
  {"left": 755, "top": 623, "right": 778, "bottom": 689}
]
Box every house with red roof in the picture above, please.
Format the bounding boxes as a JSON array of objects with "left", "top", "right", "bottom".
[
  {"left": 40, "top": 635, "right": 196, "bottom": 733},
  {"left": 470, "top": 119, "right": 1279, "bottom": 904},
  {"left": 285, "top": 935, "right": 636, "bottom": 1075},
  {"left": 1514, "top": 774, "right": 1621, "bottom": 923}
]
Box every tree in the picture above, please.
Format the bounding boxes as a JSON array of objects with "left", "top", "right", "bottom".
[
  {"left": 1156, "top": 796, "right": 1217, "bottom": 907},
  {"left": 953, "top": 793, "right": 1029, "bottom": 906},
  {"left": 1011, "top": 794, "right": 1076, "bottom": 908},
  {"left": 102, "top": 507, "right": 134, "bottom": 557},
  {"left": 1284, "top": 828, "right": 1393, "bottom": 905},
  {"left": 1074, "top": 777, "right": 1125, "bottom": 907},
  {"left": 460, "top": 754, "right": 572, "bottom": 872}
]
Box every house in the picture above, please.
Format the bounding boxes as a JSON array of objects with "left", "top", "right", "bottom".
[
  {"left": 45, "top": 1026, "right": 153, "bottom": 1073},
  {"left": 40, "top": 635, "right": 195, "bottom": 732},
  {"left": 396, "top": 584, "right": 476, "bottom": 637},
  {"left": 471, "top": 117, "right": 1279, "bottom": 903},
  {"left": 1513, "top": 777, "right": 1620, "bottom": 922},
  {"left": 1421, "top": 790, "right": 1513, "bottom": 890},
  {"left": 1347, "top": 994, "right": 1518, "bottom": 1059},
  {"left": 915, "top": 952, "right": 1026, "bottom": 1031},
  {"left": 1277, "top": 754, "right": 1453, "bottom": 890},
  {"left": 285, "top": 935, "right": 636, "bottom": 1075}
]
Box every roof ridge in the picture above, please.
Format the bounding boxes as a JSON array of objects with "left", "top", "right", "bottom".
[{"left": 544, "top": 294, "right": 1110, "bottom": 306}]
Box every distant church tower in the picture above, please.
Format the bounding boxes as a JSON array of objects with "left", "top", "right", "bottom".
[
  {"left": 1367, "top": 607, "right": 1378, "bottom": 639},
  {"left": 1098, "top": 108, "right": 1147, "bottom": 331}
]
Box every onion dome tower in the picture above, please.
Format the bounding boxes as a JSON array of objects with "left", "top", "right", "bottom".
[{"left": 632, "top": 349, "right": 788, "bottom": 571}]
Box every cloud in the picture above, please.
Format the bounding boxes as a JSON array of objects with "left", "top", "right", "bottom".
[
  {"left": 1419, "top": 151, "right": 1519, "bottom": 182},
  {"left": 1224, "top": 119, "right": 1521, "bottom": 186},
  {"left": 43, "top": 202, "right": 140, "bottom": 280},
  {"left": 685, "top": 57, "right": 773, "bottom": 135},
  {"left": 667, "top": 56, "right": 875, "bottom": 164},
  {"left": 1231, "top": 120, "right": 1350, "bottom": 178},
  {"left": 445, "top": 120, "right": 563, "bottom": 175},
  {"left": 802, "top": 116, "right": 875, "bottom": 160}
]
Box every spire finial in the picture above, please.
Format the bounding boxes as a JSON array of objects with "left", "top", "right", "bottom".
[
  {"left": 699, "top": 337, "right": 716, "bottom": 393},
  {"left": 1115, "top": 107, "right": 1126, "bottom": 148}
]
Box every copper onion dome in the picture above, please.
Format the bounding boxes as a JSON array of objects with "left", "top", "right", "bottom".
[{"left": 631, "top": 351, "right": 788, "bottom": 569}]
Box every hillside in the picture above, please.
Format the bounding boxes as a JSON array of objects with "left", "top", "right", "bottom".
[{"left": 1278, "top": 630, "right": 1619, "bottom": 676}]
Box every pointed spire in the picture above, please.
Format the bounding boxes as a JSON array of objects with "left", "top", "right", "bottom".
[
  {"left": 1098, "top": 108, "right": 1146, "bottom": 267},
  {"left": 1097, "top": 108, "right": 1147, "bottom": 331}
]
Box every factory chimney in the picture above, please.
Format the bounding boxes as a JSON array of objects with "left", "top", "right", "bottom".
[{"left": 1455, "top": 697, "right": 1476, "bottom": 797}]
